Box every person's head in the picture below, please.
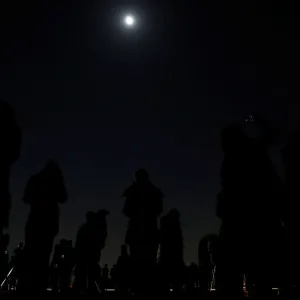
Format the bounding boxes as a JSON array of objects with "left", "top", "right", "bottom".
[
  {"left": 135, "top": 168, "right": 149, "bottom": 184},
  {"left": 18, "top": 242, "right": 24, "bottom": 249}
]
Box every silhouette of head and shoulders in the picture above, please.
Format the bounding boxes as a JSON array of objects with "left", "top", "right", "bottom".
[
  {"left": 23, "top": 159, "right": 67, "bottom": 206},
  {"left": 123, "top": 169, "right": 163, "bottom": 220},
  {"left": 219, "top": 120, "right": 283, "bottom": 226},
  {"left": 220, "top": 121, "right": 280, "bottom": 191},
  {"left": 76, "top": 209, "right": 109, "bottom": 254},
  {"left": 23, "top": 160, "right": 67, "bottom": 237}
]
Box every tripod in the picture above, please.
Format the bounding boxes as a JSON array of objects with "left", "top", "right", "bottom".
[
  {"left": 0, "top": 266, "right": 15, "bottom": 291},
  {"left": 72, "top": 264, "right": 102, "bottom": 295}
]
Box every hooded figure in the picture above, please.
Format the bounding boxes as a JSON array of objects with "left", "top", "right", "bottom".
[
  {"left": 74, "top": 209, "right": 109, "bottom": 293},
  {"left": 19, "top": 160, "right": 67, "bottom": 293},
  {"left": 216, "top": 121, "right": 284, "bottom": 299},
  {"left": 122, "top": 169, "right": 163, "bottom": 295},
  {"left": 0, "top": 101, "right": 21, "bottom": 234},
  {"left": 281, "top": 131, "right": 300, "bottom": 287}
]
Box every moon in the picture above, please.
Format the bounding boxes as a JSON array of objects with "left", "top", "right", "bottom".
[{"left": 124, "top": 15, "right": 135, "bottom": 27}]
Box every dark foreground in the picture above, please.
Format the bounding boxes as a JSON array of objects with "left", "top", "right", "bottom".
[{"left": 0, "top": 289, "right": 296, "bottom": 300}]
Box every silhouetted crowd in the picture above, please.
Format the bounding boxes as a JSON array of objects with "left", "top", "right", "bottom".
[{"left": 0, "top": 102, "right": 300, "bottom": 299}]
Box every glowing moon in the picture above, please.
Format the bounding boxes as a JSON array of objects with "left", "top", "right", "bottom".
[{"left": 124, "top": 15, "right": 135, "bottom": 27}]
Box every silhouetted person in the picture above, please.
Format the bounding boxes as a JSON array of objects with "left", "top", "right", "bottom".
[
  {"left": 216, "top": 118, "right": 284, "bottom": 299},
  {"left": 74, "top": 209, "right": 109, "bottom": 294},
  {"left": 0, "top": 101, "right": 21, "bottom": 237},
  {"left": 18, "top": 160, "right": 67, "bottom": 294},
  {"left": 282, "top": 131, "right": 300, "bottom": 289},
  {"left": 50, "top": 239, "right": 74, "bottom": 293},
  {"left": 115, "top": 245, "right": 130, "bottom": 294},
  {"left": 122, "top": 169, "right": 163, "bottom": 296},
  {"left": 198, "top": 234, "right": 217, "bottom": 294},
  {"left": 160, "top": 209, "right": 184, "bottom": 294}
]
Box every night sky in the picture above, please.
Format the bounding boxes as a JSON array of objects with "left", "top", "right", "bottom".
[{"left": 1, "top": 1, "right": 299, "bottom": 266}]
